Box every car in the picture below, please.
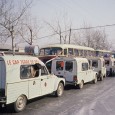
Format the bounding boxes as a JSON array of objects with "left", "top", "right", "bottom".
[{"left": 0, "top": 55, "right": 65, "bottom": 112}]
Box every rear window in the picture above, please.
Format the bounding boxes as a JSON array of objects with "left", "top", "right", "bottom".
[
  {"left": 92, "top": 60, "right": 98, "bottom": 68},
  {"left": 56, "top": 61, "right": 64, "bottom": 71},
  {"left": 82, "top": 63, "right": 88, "bottom": 71},
  {"left": 105, "top": 60, "right": 109, "bottom": 66},
  {"left": 65, "top": 61, "right": 73, "bottom": 72}
]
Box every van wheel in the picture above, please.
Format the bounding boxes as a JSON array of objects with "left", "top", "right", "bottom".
[
  {"left": 100, "top": 75, "right": 103, "bottom": 81},
  {"left": 93, "top": 75, "right": 97, "bottom": 84},
  {"left": 78, "top": 81, "right": 84, "bottom": 89},
  {"left": 104, "top": 74, "right": 106, "bottom": 78},
  {"left": 14, "top": 95, "right": 27, "bottom": 112},
  {"left": 55, "top": 82, "right": 64, "bottom": 97}
]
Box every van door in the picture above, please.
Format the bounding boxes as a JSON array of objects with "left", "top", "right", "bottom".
[
  {"left": 64, "top": 61, "right": 74, "bottom": 82},
  {"left": 0, "top": 59, "right": 6, "bottom": 97},
  {"left": 20, "top": 65, "right": 41, "bottom": 99},
  {"left": 53, "top": 60, "right": 65, "bottom": 78},
  {"left": 28, "top": 78, "right": 41, "bottom": 99}
]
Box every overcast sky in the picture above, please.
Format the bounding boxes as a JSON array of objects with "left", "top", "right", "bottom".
[{"left": 18, "top": 0, "right": 115, "bottom": 48}]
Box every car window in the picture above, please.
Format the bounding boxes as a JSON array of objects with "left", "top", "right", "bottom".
[
  {"left": 41, "top": 66, "right": 48, "bottom": 75},
  {"left": 82, "top": 63, "right": 88, "bottom": 71},
  {"left": 92, "top": 60, "right": 98, "bottom": 68},
  {"left": 56, "top": 61, "right": 64, "bottom": 71},
  {"left": 105, "top": 60, "right": 109, "bottom": 66},
  {"left": 65, "top": 61, "right": 73, "bottom": 72},
  {"left": 20, "top": 64, "right": 40, "bottom": 79}
]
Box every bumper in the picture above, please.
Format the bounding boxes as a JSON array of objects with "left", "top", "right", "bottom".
[
  {"left": 65, "top": 81, "right": 78, "bottom": 85},
  {"left": 0, "top": 97, "right": 6, "bottom": 103}
]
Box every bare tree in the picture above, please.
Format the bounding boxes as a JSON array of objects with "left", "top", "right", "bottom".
[
  {"left": 18, "top": 14, "right": 41, "bottom": 45},
  {"left": 73, "top": 23, "right": 111, "bottom": 50},
  {"left": 0, "top": 0, "right": 32, "bottom": 54},
  {"left": 45, "top": 14, "right": 72, "bottom": 44}
]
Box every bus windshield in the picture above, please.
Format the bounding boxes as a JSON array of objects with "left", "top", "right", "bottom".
[{"left": 39, "top": 47, "right": 63, "bottom": 56}]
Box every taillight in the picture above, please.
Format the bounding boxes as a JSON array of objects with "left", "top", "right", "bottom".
[{"left": 73, "top": 75, "right": 77, "bottom": 81}]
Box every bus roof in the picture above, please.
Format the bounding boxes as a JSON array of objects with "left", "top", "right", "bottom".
[
  {"left": 95, "top": 49, "right": 111, "bottom": 53},
  {"left": 40, "top": 44, "right": 95, "bottom": 51}
]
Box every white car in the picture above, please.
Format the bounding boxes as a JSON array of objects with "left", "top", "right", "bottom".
[
  {"left": 46, "top": 57, "right": 97, "bottom": 89},
  {"left": 0, "top": 55, "right": 65, "bottom": 112},
  {"left": 104, "top": 57, "right": 115, "bottom": 76},
  {"left": 87, "top": 57, "right": 106, "bottom": 80}
]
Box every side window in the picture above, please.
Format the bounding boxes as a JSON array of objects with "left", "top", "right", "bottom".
[
  {"left": 92, "top": 60, "right": 98, "bottom": 68},
  {"left": 68, "top": 48, "right": 73, "bottom": 55},
  {"left": 46, "top": 61, "right": 52, "bottom": 73},
  {"left": 105, "top": 60, "right": 109, "bottom": 66},
  {"left": 20, "top": 65, "right": 31, "bottom": 79},
  {"left": 64, "top": 49, "right": 67, "bottom": 55},
  {"left": 114, "top": 61, "right": 115, "bottom": 66},
  {"left": 74, "top": 49, "right": 79, "bottom": 56},
  {"left": 56, "top": 61, "right": 64, "bottom": 71},
  {"left": 20, "top": 64, "right": 40, "bottom": 79},
  {"left": 65, "top": 61, "right": 73, "bottom": 72},
  {"left": 41, "top": 66, "right": 48, "bottom": 75},
  {"left": 82, "top": 63, "right": 88, "bottom": 71}
]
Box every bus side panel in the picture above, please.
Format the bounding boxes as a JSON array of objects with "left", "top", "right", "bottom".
[{"left": 6, "top": 81, "right": 28, "bottom": 104}]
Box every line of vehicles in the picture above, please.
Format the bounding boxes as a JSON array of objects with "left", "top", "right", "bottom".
[{"left": 0, "top": 44, "right": 115, "bottom": 112}]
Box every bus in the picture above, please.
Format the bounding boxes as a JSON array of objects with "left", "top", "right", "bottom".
[
  {"left": 39, "top": 44, "right": 95, "bottom": 63},
  {"left": 95, "top": 49, "right": 112, "bottom": 57}
]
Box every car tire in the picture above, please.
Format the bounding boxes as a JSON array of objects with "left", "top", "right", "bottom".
[
  {"left": 78, "top": 80, "right": 84, "bottom": 89},
  {"left": 14, "top": 95, "right": 27, "bottom": 112},
  {"left": 100, "top": 75, "right": 103, "bottom": 81},
  {"left": 55, "top": 82, "right": 64, "bottom": 97},
  {"left": 93, "top": 75, "right": 97, "bottom": 84}
]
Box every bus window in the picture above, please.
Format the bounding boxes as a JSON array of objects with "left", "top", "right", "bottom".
[
  {"left": 68, "top": 48, "right": 73, "bottom": 55},
  {"left": 39, "top": 49, "right": 44, "bottom": 55},
  {"left": 64, "top": 49, "right": 67, "bottom": 55},
  {"left": 84, "top": 50, "right": 87, "bottom": 56},
  {"left": 74, "top": 49, "right": 79, "bottom": 56},
  {"left": 40, "top": 47, "right": 63, "bottom": 56}
]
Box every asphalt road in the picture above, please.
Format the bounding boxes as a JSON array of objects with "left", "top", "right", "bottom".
[{"left": 1, "top": 76, "right": 115, "bottom": 115}]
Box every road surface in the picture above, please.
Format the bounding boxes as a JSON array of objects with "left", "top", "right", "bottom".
[{"left": 1, "top": 77, "right": 115, "bottom": 115}]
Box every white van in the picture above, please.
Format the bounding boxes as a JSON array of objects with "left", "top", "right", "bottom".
[
  {"left": 46, "top": 57, "right": 98, "bottom": 89},
  {"left": 87, "top": 57, "right": 106, "bottom": 81},
  {"left": 0, "top": 55, "right": 65, "bottom": 112},
  {"left": 104, "top": 57, "right": 115, "bottom": 76}
]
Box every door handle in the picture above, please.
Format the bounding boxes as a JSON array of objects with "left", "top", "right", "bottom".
[
  {"left": 33, "top": 81, "right": 36, "bottom": 85},
  {"left": 41, "top": 79, "right": 43, "bottom": 81}
]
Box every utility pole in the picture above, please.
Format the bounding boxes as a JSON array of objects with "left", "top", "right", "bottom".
[{"left": 69, "top": 28, "right": 71, "bottom": 44}]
